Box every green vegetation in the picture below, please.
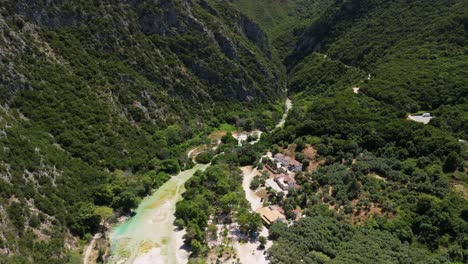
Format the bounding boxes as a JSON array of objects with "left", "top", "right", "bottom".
[
  {"left": 0, "top": 0, "right": 466, "bottom": 263},
  {"left": 233, "top": 0, "right": 334, "bottom": 58},
  {"left": 194, "top": 151, "right": 215, "bottom": 164},
  {"left": 0, "top": 0, "right": 285, "bottom": 262},
  {"left": 288, "top": 0, "right": 467, "bottom": 137},
  {"left": 175, "top": 122, "right": 277, "bottom": 260},
  {"left": 262, "top": 0, "right": 467, "bottom": 262},
  {"left": 175, "top": 160, "right": 261, "bottom": 257},
  {"left": 268, "top": 212, "right": 446, "bottom": 263},
  {"left": 217, "top": 123, "right": 237, "bottom": 132}
]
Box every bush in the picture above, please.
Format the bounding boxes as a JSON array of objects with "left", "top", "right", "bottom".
[
  {"left": 195, "top": 151, "right": 215, "bottom": 164},
  {"left": 250, "top": 176, "right": 261, "bottom": 190},
  {"left": 28, "top": 215, "right": 41, "bottom": 228}
]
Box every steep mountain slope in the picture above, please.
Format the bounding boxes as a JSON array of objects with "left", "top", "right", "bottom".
[
  {"left": 0, "top": 0, "right": 285, "bottom": 263},
  {"left": 0, "top": 0, "right": 466, "bottom": 263},
  {"left": 233, "top": 0, "right": 333, "bottom": 59}
]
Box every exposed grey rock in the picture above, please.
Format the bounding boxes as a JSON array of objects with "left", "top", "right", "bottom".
[
  {"left": 139, "top": 2, "right": 181, "bottom": 36},
  {"left": 238, "top": 14, "right": 271, "bottom": 59},
  {"left": 199, "top": 0, "right": 219, "bottom": 16},
  {"left": 14, "top": 0, "right": 86, "bottom": 28},
  {"left": 214, "top": 32, "right": 238, "bottom": 60}
]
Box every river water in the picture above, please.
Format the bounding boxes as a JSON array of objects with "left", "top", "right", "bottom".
[
  {"left": 108, "top": 97, "right": 292, "bottom": 264},
  {"left": 108, "top": 163, "right": 209, "bottom": 264}
]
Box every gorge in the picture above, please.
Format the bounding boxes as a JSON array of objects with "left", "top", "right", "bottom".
[{"left": 0, "top": 0, "right": 466, "bottom": 264}]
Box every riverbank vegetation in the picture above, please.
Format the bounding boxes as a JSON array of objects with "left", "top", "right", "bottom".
[
  {"left": 0, "top": 99, "right": 283, "bottom": 263},
  {"left": 175, "top": 134, "right": 266, "bottom": 259},
  {"left": 1, "top": 0, "right": 466, "bottom": 263}
]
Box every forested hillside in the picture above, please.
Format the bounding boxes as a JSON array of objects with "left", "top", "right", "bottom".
[
  {"left": 288, "top": 0, "right": 467, "bottom": 136},
  {"left": 265, "top": 0, "right": 467, "bottom": 262},
  {"left": 0, "top": 0, "right": 467, "bottom": 263},
  {"left": 0, "top": 0, "right": 284, "bottom": 262}
]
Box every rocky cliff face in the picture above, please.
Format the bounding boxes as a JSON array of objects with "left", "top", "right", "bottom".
[
  {"left": 285, "top": 0, "right": 380, "bottom": 69},
  {"left": 2, "top": 0, "right": 282, "bottom": 113}
]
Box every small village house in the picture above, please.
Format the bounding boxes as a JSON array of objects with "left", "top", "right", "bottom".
[
  {"left": 274, "top": 153, "right": 289, "bottom": 167},
  {"left": 287, "top": 159, "right": 302, "bottom": 172},
  {"left": 266, "top": 178, "right": 283, "bottom": 193},
  {"left": 265, "top": 160, "right": 280, "bottom": 174},
  {"left": 274, "top": 173, "right": 296, "bottom": 191},
  {"left": 255, "top": 206, "right": 286, "bottom": 226},
  {"left": 274, "top": 153, "right": 303, "bottom": 172}
]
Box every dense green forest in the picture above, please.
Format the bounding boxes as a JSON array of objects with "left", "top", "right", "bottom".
[
  {"left": 262, "top": 0, "right": 467, "bottom": 262},
  {"left": 175, "top": 132, "right": 271, "bottom": 260},
  {"left": 0, "top": 0, "right": 466, "bottom": 263},
  {"left": 0, "top": 0, "right": 284, "bottom": 262},
  {"left": 287, "top": 0, "right": 467, "bottom": 136}
]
